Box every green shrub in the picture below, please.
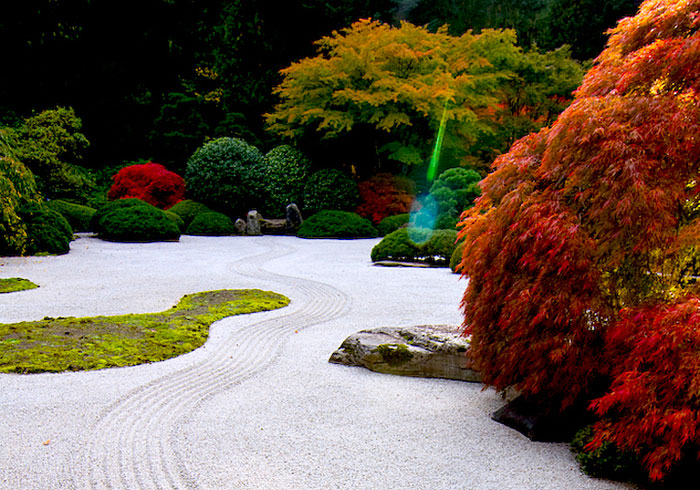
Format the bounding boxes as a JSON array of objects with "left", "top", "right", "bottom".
[
  {"left": 260, "top": 145, "right": 311, "bottom": 218},
  {"left": 428, "top": 167, "right": 481, "bottom": 216},
  {"left": 168, "top": 199, "right": 212, "bottom": 227},
  {"left": 449, "top": 241, "right": 464, "bottom": 273},
  {"left": 377, "top": 213, "right": 409, "bottom": 236},
  {"left": 92, "top": 198, "right": 180, "bottom": 242},
  {"left": 46, "top": 199, "right": 95, "bottom": 232},
  {"left": 297, "top": 210, "right": 377, "bottom": 238},
  {"left": 185, "top": 137, "right": 265, "bottom": 215},
  {"left": 302, "top": 169, "right": 359, "bottom": 216},
  {"left": 371, "top": 228, "right": 458, "bottom": 266},
  {"left": 164, "top": 210, "right": 186, "bottom": 232},
  {"left": 571, "top": 426, "right": 643, "bottom": 484},
  {"left": 18, "top": 202, "right": 73, "bottom": 255},
  {"left": 186, "top": 211, "right": 235, "bottom": 236}
]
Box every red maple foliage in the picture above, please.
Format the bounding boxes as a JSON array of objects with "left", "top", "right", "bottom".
[
  {"left": 355, "top": 173, "right": 415, "bottom": 224},
  {"left": 458, "top": 0, "right": 700, "bottom": 480},
  {"left": 108, "top": 162, "right": 185, "bottom": 210}
]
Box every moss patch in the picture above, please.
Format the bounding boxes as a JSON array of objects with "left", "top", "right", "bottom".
[
  {"left": 0, "top": 289, "right": 289, "bottom": 374},
  {"left": 375, "top": 343, "right": 413, "bottom": 366},
  {"left": 0, "top": 278, "right": 39, "bottom": 294}
]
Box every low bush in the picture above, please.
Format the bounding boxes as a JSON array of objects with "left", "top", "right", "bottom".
[
  {"left": 186, "top": 211, "right": 235, "bottom": 236},
  {"left": 377, "top": 213, "right": 409, "bottom": 236},
  {"left": 302, "top": 169, "right": 359, "bottom": 216},
  {"left": 428, "top": 167, "right": 481, "bottom": 217},
  {"left": 571, "top": 426, "right": 643, "bottom": 485},
  {"left": 297, "top": 210, "right": 377, "bottom": 239},
  {"left": 449, "top": 242, "right": 464, "bottom": 273},
  {"left": 46, "top": 199, "right": 95, "bottom": 232},
  {"left": 185, "top": 137, "right": 265, "bottom": 215},
  {"left": 18, "top": 202, "right": 73, "bottom": 255},
  {"left": 260, "top": 145, "right": 311, "bottom": 217},
  {"left": 107, "top": 162, "right": 185, "bottom": 209},
  {"left": 356, "top": 173, "right": 415, "bottom": 224},
  {"left": 92, "top": 198, "right": 180, "bottom": 242},
  {"left": 371, "top": 228, "right": 458, "bottom": 266},
  {"left": 168, "top": 199, "right": 212, "bottom": 228},
  {"left": 164, "top": 210, "right": 185, "bottom": 232}
]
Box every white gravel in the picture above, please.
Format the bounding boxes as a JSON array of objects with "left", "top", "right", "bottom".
[{"left": 0, "top": 235, "right": 635, "bottom": 490}]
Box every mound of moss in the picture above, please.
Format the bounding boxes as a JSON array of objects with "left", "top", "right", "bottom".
[
  {"left": 371, "top": 228, "right": 459, "bottom": 266},
  {"left": 186, "top": 211, "right": 235, "bottom": 236},
  {"left": 0, "top": 278, "right": 39, "bottom": 293},
  {"left": 0, "top": 289, "right": 289, "bottom": 373},
  {"left": 168, "top": 199, "right": 212, "bottom": 228},
  {"left": 46, "top": 199, "right": 95, "bottom": 232},
  {"left": 377, "top": 213, "right": 409, "bottom": 236},
  {"left": 92, "top": 198, "right": 180, "bottom": 242},
  {"left": 18, "top": 202, "right": 73, "bottom": 255},
  {"left": 297, "top": 210, "right": 377, "bottom": 239}
]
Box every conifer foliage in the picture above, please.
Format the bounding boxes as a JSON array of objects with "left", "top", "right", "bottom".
[{"left": 457, "top": 0, "right": 700, "bottom": 481}]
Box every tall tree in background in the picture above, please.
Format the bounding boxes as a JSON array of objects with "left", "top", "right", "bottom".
[{"left": 458, "top": 0, "right": 700, "bottom": 481}]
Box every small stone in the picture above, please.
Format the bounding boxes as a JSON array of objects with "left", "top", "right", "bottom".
[{"left": 234, "top": 218, "right": 247, "bottom": 234}]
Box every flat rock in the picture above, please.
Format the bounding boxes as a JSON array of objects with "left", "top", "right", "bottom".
[{"left": 329, "top": 325, "right": 480, "bottom": 382}]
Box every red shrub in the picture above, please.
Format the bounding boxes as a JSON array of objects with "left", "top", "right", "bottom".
[
  {"left": 108, "top": 162, "right": 185, "bottom": 209},
  {"left": 355, "top": 173, "right": 415, "bottom": 224}
]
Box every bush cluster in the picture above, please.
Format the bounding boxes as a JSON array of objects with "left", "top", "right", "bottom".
[
  {"left": 302, "top": 169, "right": 359, "bottom": 217},
  {"left": 46, "top": 199, "right": 95, "bottom": 232},
  {"left": 91, "top": 198, "right": 180, "bottom": 242},
  {"left": 186, "top": 211, "right": 235, "bottom": 236},
  {"left": 259, "top": 145, "right": 311, "bottom": 217},
  {"left": 107, "top": 162, "right": 185, "bottom": 210},
  {"left": 356, "top": 173, "right": 415, "bottom": 224},
  {"left": 167, "top": 199, "right": 212, "bottom": 228},
  {"left": 297, "top": 210, "right": 377, "bottom": 238},
  {"left": 377, "top": 213, "right": 409, "bottom": 236},
  {"left": 18, "top": 202, "right": 73, "bottom": 255},
  {"left": 185, "top": 137, "right": 264, "bottom": 216},
  {"left": 371, "top": 228, "right": 458, "bottom": 266}
]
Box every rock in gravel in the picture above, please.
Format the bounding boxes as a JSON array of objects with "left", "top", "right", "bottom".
[
  {"left": 329, "top": 325, "right": 480, "bottom": 382},
  {"left": 234, "top": 218, "right": 247, "bottom": 234},
  {"left": 246, "top": 210, "right": 262, "bottom": 235},
  {"left": 285, "top": 203, "right": 303, "bottom": 233}
]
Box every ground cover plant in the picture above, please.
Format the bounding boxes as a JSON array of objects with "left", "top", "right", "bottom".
[
  {"left": 91, "top": 198, "right": 180, "bottom": 242},
  {"left": 371, "top": 228, "right": 458, "bottom": 266},
  {"left": 0, "top": 289, "right": 289, "bottom": 373},
  {"left": 457, "top": 0, "right": 700, "bottom": 483},
  {"left": 297, "top": 210, "right": 376, "bottom": 239},
  {"left": 107, "top": 162, "right": 185, "bottom": 209},
  {"left": 0, "top": 278, "right": 38, "bottom": 293}
]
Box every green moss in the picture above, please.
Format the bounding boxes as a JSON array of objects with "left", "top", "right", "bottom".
[
  {"left": 0, "top": 278, "right": 39, "bottom": 293},
  {"left": 0, "top": 289, "right": 289, "bottom": 373},
  {"left": 375, "top": 343, "right": 413, "bottom": 366}
]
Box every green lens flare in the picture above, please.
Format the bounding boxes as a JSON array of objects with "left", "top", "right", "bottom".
[{"left": 427, "top": 100, "right": 449, "bottom": 182}]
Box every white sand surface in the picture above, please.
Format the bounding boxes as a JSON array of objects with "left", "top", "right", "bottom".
[{"left": 0, "top": 235, "right": 635, "bottom": 490}]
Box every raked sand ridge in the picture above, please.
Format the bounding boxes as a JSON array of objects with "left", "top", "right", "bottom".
[{"left": 0, "top": 235, "right": 634, "bottom": 490}]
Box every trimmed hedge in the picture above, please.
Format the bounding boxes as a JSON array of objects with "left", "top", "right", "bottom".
[
  {"left": 168, "top": 199, "right": 212, "bottom": 228},
  {"left": 186, "top": 211, "right": 235, "bottom": 236},
  {"left": 92, "top": 198, "right": 180, "bottom": 242},
  {"left": 297, "top": 210, "right": 377, "bottom": 239},
  {"left": 302, "top": 169, "right": 359, "bottom": 216},
  {"left": 377, "top": 213, "right": 409, "bottom": 236},
  {"left": 46, "top": 199, "right": 95, "bottom": 232},
  {"left": 18, "top": 202, "right": 73, "bottom": 255},
  {"left": 371, "top": 228, "right": 458, "bottom": 266}
]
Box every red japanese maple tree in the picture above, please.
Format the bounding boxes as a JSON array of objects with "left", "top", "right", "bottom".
[
  {"left": 458, "top": 0, "right": 700, "bottom": 480},
  {"left": 355, "top": 173, "right": 415, "bottom": 224},
  {"left": 108, "top": 162, "right": 185, "bottom": 210}
]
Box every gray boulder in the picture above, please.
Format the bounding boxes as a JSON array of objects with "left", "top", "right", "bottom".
[
  {"left": 246, "top": 210, "right": 262, "bottom": 235},
  {"left": 234, "top": 218, "right": 247, "bottom": 234},
  {"left": 329, "top": 325, "right": 480, "bottom": 382},
  {"left": 285, "top": 203, "right": 303, "bottom": 233}
]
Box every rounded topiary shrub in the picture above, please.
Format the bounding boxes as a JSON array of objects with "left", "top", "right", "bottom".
[
  {"left": 186, "top": 211, "right": 235, "bottom": 236},
  {"left": 377, "top": 213, "right": 409, "bottom": 236},
  {"left": 449, "top": 241, "right": 464, "bottom": 273},
  {"left": 371, "top": 228, "right": 458, "bottom": 266},
  {"left": 107, "top": 162, "right": 185, "bottom": 210},
  {"left": 164, "top": 210, "right": 186, "bottom": 232},
  {"left": 260, "top": 145, "right": 311, "bottom": 218},
  {"left": 92, "top": 198, "right": 180, "bottom": 242},
  {"left": 302, "top": 169, "right": 359, "bottom": 217},
  {"left": 46, "top": 199, "right": 95, "bottom": 232},
  {"left": 18, "top": 202, "right": 73, "bottom": 255},
  {"left": 297, "top": 210, "right": 377, "bottom": 239},
  {"left": 167, "top": 199, "right": 211, "bottom": 228},
  {"left": 356, "top": 173, "right": 416, "bottom": 224},
  {"left": 185, "top": 137, "right": 265, "bottom": 216},
  {"left": 427, "top": 167, "right": 481, "bottom": 223}
]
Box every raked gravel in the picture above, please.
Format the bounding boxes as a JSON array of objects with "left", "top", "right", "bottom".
[{"left": 0, "top": 235, "right": 635, "bottom": 490}]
